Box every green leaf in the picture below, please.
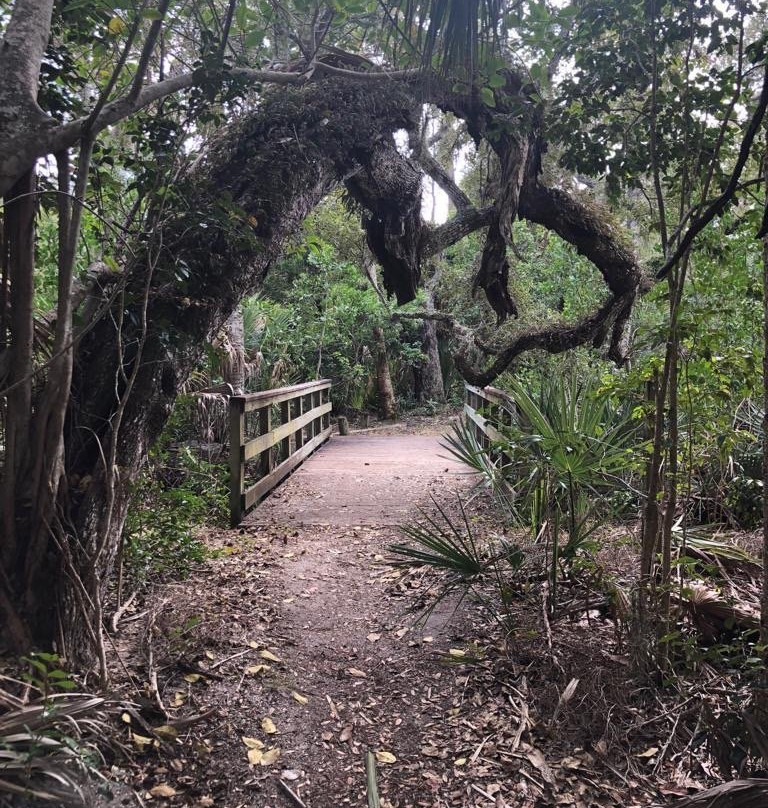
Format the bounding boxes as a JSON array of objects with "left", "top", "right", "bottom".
[
  {"left": 479, "top": 87, "right": 496, "bottom": 107},
  {"left": 487, "top": 72, "right": 506, "bottom": 89}
]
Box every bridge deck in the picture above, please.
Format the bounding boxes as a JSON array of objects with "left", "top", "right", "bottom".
[{"left": 245, "top": 434, "right": 463, "bottom": 526}]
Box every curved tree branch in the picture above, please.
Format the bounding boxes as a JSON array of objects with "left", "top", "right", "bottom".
[{"left": 455, "top": 292, "right": 636, "bottom": 386}]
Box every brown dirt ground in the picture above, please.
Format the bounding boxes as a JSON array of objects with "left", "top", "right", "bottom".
[{"left": 108, "top": 418, "right": 718, "bottom": 808}]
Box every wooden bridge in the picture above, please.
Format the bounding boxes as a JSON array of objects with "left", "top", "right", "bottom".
[{"left": 229, "top": 379, "right": 515, "bottom": 525}]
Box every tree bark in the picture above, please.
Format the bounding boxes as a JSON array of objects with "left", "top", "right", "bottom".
[
  {"left": 761, "top": 127, "right": 768, "bottom": 648},
  {"left": 419, "top": 285, "right": 445, "bottom": 403},
  {"left": 372, "top": 324, "right": 396, "bottom": 420},
  {"left": 0, "top": 78, "right": 419, "bottom": 658},
  {"left": 221, "top": 306, "right": 246, "bottom": 394}
]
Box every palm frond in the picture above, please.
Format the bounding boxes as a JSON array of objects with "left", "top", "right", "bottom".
[
  {"left": 0, "top": 692, "right": 116, "bottom": 806},
  {"left": 390, "top": 497, "right": 486, "bottom": 576}
]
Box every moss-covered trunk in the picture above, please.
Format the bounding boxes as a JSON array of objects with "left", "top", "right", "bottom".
[{"left": 3, "top": 80, "right": 417, "bottom": 661}]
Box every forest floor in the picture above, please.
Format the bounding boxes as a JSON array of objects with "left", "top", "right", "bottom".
[{"left": 109, "top": 415, "right": 728, "bottom": 808}]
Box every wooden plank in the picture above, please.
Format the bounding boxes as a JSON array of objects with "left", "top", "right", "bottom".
[
  {"left": 294, "top": 396, "right": 305, "bottom": 449},
  {"left": 464, "top": 404, "right": 505, "bottom": 444},
  {"left": 237, "top": 379, "right": 331, "bottom": 412},
  {"left": 229, "top": 397, "right": 245, "bottom": 527},
  {"left": 466, "top": 385, "right": 515, "bottom": 421},
  {"left": 280, "top": 400, "right": 290, "bottom": 460},
  {"left": 243, "top": 401, "right": 332, "bottom": 461},
  {"left": 258, "top": 406, "right": 273, "bottom": 475},
  {"left": 243, "top": 426, "right": 331, "bottom": 510},
  {"left": 483, "top": 385, "right": 516, "bottom": 410}
]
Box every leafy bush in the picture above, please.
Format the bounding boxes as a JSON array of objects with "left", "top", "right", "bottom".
[{"left": 124, "top": 443, "right": 227, "bottom": 584}]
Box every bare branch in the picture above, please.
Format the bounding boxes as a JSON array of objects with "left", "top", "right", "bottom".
[
  {"left": 660, "top": 63, "right": 768, "bottom": 274},
  {"left": 414, "top": 140, "right": 472, "bottom": 210},
  {"left": 422, "top": 205, "right": 495, "bottom": 255},
  {"left": 129, "top": 0, "right": 172, "bottom": 102}
]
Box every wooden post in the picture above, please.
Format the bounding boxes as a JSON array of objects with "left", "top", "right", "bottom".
[
  {"left": 338, "top": 416, "right": 349, "bottom": 436},
  {"left": 258, "top": 405, "right": 272, "bottom": 476},
  {"left": 280, "top": 400, "right": 290, "bottom": 459},
  {"left": 311, "top": 391, "right": 320, "bottom": 437},
  {"left": 322, "top": 388, "right": 331, "bottom": 430},
  {"left": 294, "top": 396, "right": 305, "bottom": 449},
  {"left": 229, "top": 396, "right": 245, "bottom": 526}
]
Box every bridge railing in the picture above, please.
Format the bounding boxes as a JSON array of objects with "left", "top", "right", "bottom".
[
  {"left": 229, "top": 379, "right": 332, "bottom": 525},
  {"left": 464, "top": 384, "right": 517, "bottom": 452}
]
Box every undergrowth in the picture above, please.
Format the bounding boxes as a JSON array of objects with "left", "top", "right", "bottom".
[{"left": 123, "top": 397, "right": 228, "bottom": 584}]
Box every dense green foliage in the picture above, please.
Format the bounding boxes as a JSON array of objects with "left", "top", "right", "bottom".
[{"left": 249, "top": 235, "right": 425, "bottom": 410}]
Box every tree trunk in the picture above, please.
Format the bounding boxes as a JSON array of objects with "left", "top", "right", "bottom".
[
  {"left": 419, "top": 286, "right": 445, "bottom": 403},
  {"left": 0, "top": 79, "right": 419, "bottom": 660},
  {"left": 762, "top": 129, "right": 768, "bottom": 648},
  {"left": 372, "top": 324, "right": 396, "bottom": 420},
  {"left": 222, "top": 306, "right": 246, "bottom": 394}
]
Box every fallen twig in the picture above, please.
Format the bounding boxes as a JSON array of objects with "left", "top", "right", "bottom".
[
  {"left": 278, "top": 778, "right": 308, "bottom": 808},
  {"left": 111, "top": 590, "right": 138, "bottom": 633},
  {"left": 210, "top": 647, "right": 254, "bottom": 670},
  {"left": 366, "top": 751, "right": 380, "bottom": 808}
]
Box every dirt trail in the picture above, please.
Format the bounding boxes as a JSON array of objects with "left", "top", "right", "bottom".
[
  {"left": 241, "top": 434, "right": 468, "bottom": 807},
  {"left": 124, "top": 423, "right": 656, "bottom": 808},
  {"left": 140, "top": 428, "right": 494, "bottom": 808}
]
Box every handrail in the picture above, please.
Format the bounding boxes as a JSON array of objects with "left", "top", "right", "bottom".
[
  {"left": 230, "top": 379, "right": 332, "bottom": 525},
  {"left": 464, "top": 384, "right": 516, "bottom": 450}
]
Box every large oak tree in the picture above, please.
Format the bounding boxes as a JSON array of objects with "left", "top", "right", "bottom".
[{"left": 0, "top": 0, "right": 764, "bottom": 666}]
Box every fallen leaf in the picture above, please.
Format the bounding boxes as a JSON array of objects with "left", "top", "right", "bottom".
[
  {"left": 291, "top": 691, "right": 308, "bottom": 705},
  {"left": 395, "top": 628, "right": 408, "bottom": 639},
  {"left": 375, "top": 750, "right": 397, "bottom": 764},
  {"left": 637, "top": 747, "right": 659, "bottom": 759},
  {"left": 260, "top": 747, "right": 281, "bottom": 766},
  {"left": 247, "top": 747, "right": 263, "bottom": 765},
  {"left": 525, "top": 748, "right": 555, "bottom": 785},
  {"left": 281, "top": 769, "right": 300, "bottom": 781},
  {"left": 242, "top": 736, "right": 264, "bottom": 750},
  {"left": 348, "top": 667, "right": 367, "bottom": 678},
  {"left": 149, "top": 784, "right": 176, "bottom": 798},
  {"left": 153, "top": 725, "right": 179, "bottom": 742},
  {"left": 131, "top": 733, "right": 156, "bottom": 752},
  {"left": 184, "top": 673, "right": 202, "bottom": 683},
  {"left": 448, "top": 649, "right": 466, "bottom": 658},
  {"left": 339, "top": 725, "right": 353, "bottom": 742},
  {"left": 260, "top": 649, "right": 282, "bottom": 663},
  {"left": 261, "top": 717, "right": 277, "bottom": 734},
  {"left": 366, "top": 633, "right": 381, "bottom": 642},
  {"left": 246, "top": 664, "right": 271, "bottom": 675}
]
